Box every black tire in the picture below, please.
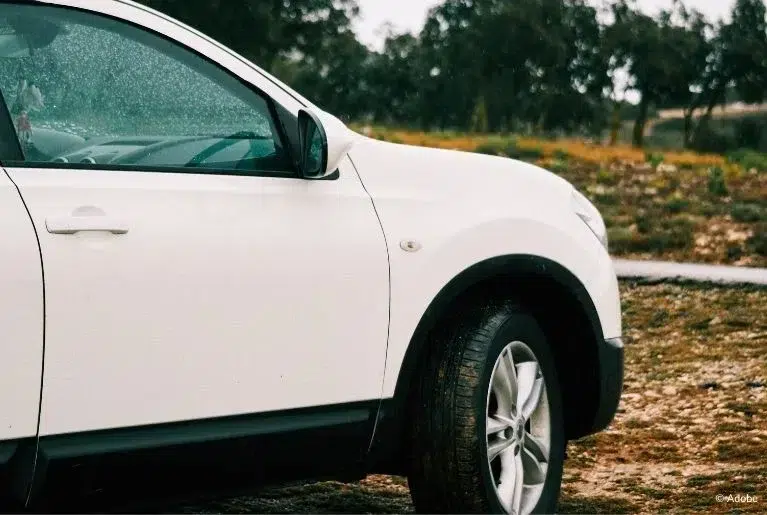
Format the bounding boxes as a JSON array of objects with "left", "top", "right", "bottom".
[{"left": 408, "top": 300, "right": 565, "bottom": 514}]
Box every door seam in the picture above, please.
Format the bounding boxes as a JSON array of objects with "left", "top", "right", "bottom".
[
  {"left": 2, "top": 167, "right": 46, "bottom": 507},
  {"left": 345, "top": 154, "right": 392, "bottom": 455}
]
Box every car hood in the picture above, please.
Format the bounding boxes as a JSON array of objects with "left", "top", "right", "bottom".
[{"left": 347, "top": 136, "right": 574, "bottom": 206}]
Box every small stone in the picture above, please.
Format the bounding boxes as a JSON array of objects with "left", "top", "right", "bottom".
[{"left": 662, "top": 386, "right": 677, "bottom": 396}]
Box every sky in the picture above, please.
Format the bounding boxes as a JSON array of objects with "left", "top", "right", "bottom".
[{"left": 353, "top": 0, "right": 736, "bottom": 51}]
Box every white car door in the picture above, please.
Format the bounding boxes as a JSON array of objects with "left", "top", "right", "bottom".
[{"left": 0, "top": 3, "right": 389, "bottom": 437}]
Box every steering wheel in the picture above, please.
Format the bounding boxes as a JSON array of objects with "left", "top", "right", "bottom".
[{"left": 185, "top": 130, "right": 263, "bottom": 168}]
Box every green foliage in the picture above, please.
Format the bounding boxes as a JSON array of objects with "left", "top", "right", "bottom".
[
  {"left": 474, "top": 137, "right": 514, "bottom": 156},
  {"left": 727, "top": 149, "right": 767, "bottom": 172},
  {"left": 645, "top": 151, "right": 665, "bottom": 168},
  {"left": 730, "top": 203, "right": 766, "bottom": 223},
  {"left": 747, "top": 225, "right": 767, "bottom": 256},
  {"left": 553, "top": 148, "right": 570, "bottom": 161},
  {"left": 549, "top": 160, "right": 569, "bottom": 174},
  {"left": 596, "top": 168, "right": 618, "bottom": 185},
  {"left": 608, "top": 217, "right": 695, "bottom": 253},
  {"left": 136, "top": 0, "right": 767, "bottom": 141},
  {"left": 508, "top": 146, "right": 544, "bottom": 161},
  {"left": 707, "top": 167, "right": 729, "bottom": 197},
  {"left": 665, "top": 197, "right": 690, "bottom": 214}
]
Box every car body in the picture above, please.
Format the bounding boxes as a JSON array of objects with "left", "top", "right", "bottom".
[{"left": 0, "top": 0, "right": 623, "bottom": 512}]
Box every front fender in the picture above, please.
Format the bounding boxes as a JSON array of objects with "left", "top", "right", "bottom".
[{"left": 381, "top": 214, "right": 621, "bottom": 397}]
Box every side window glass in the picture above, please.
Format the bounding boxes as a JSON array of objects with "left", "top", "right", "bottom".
[{"left": 0, "top": 4, "right": 292, "bottom": 174}]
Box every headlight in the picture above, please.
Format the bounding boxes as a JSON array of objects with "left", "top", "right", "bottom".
[{"left": 571, "top": 189, "right": 608, "bottom": 250}]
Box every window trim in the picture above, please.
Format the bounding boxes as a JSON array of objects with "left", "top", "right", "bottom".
[
  {"left": 0, "top": 1, "right": 303, "bottom": 179},
  {"left": 0, "top": 160, "right": 300, "bottom": 179}
]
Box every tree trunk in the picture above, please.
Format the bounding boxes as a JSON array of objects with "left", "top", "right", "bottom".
[
  {"left": 683, "top": 111, "right": 693, "bottom": 148},
  {"left": 632, "top": 96, "right": 649, "bottom": 148},
  {"left": 691, "top": 84, "right": 726, "bottom": 147},
  {"left": 609, "top": 101, "right": 621, "bottom": 146}
]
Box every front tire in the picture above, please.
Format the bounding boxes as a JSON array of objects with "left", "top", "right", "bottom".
[{"left": 408, "top": 301, "right": 565, "bottom": 514}]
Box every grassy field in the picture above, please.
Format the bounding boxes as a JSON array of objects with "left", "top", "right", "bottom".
[
  {"left": 164, "top": 281, "right": 767, "bottom": 514},
  {"left": 356, "top": 128, "right": 767, "bottom": 268}
]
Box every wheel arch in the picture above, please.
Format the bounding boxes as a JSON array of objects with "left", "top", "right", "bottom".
[{"left": 368, "top": 254, "right": 606, "bottom": 475}]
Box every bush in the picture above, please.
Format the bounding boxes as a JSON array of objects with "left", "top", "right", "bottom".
[
  {"left": 596, "top": 168, "right": 617, "bottom": 185},
  {"left": 666, "top": 197, "right": 690, "bottom": 214},
  {"left": 474, "top": 136, "right": 517, "bottom": 157},
  {"left": 747, "top": 224, "right": 767, "bottom": 256},
  {"left": 608, "top": 217, "right": 694, "bottom": 254},
  {"left": 730, "top": 203, "right": 766, "bottom": 223},
  {"left": 734, "top": 118, "right": 764, "bottom": 149},
  {"left": 645, "top": 151, "right": 665, "bottom": 168},
  {"left": 726, "top": 148, "right": 767, "bottom": 172},
  {"left": 707, "top": 167, "right": 729, "bottom": 197},
  {"left": 553, "top": 148, "right": 570, "bottom": 161},
  {"left": 508, "top": 146, "right": 544, "bottom": 161},
  {"left": 691, "top": 126, "right": 737, "bottom": 154}
]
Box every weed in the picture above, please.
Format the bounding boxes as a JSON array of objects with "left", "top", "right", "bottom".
[
  {"left": 746, "top": 224, "right": 767, "bottom": 256},
  {"left": 730, "top": 203, "right": 766, "bottom": 223},
  {"left": 665, "top": 197, "right": 690, "bottom": 214},
  {"left": 707, "top": 166, "right": 729, "bottom": 197},
  {"left": 645, "top": 151, "right": 665, "bottom": 168}
]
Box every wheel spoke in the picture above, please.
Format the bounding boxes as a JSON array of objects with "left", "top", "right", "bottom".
[
  {"left": 496, "top": 446, "right": 524, "bottom": 514},
  {"left": 487, "top": 415, "right": 512, "bottom": 435},
  {"left": 516, "top": 362, "right": 543, "bottom": 420},
  {"left": 521, "top": 446, "right": 546, "bottom": 485},
  {"left": 488, "top": 436, "right": 515, "bottom": 462},
  {"left": 521, "top": 377, "right": 544, "bottom": 420},
  {"left": 524, "top": 432, "right": 549, "bottom": 463},
  {"left": 492, "top": 348, "right": 518, "bottom": 411},
  {"left": 511, "top": 450, "right": 525, "bottom": 514}
]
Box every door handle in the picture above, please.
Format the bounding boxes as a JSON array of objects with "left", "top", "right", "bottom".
[{"left": 46, "top": 215, "right": 129, "bottom": 235}]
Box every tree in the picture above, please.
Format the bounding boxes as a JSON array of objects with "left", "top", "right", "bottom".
[
  {"left": 138, "top": 0, "right": 359, "bottom": 71},
  {"left": 691, "top": 0, "right": 767, "bottom": 147}
]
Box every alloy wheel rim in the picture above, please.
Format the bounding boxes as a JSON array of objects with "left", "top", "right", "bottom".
[{"left": 485, "top": 340, "right": 551, "bottom": 515}]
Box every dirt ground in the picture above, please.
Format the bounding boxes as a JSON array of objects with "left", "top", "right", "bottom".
[{"left": 162, "top": 281, "right": 766, "bottom": 514}]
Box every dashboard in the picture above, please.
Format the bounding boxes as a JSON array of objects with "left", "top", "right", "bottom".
[{"left": 24, "top": 128, "right": 291, "bottom": 172}]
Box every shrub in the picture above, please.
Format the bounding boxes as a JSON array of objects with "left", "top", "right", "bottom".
[
  {"left": 666, "top": 197, "right": 690, "bottom": 214},
  {"left": 730, "top": 203, "right": 766, "bottom": 223},
  {"left": 747, "top": 224, "right": 767, "bottom": 256},
  {"left": 549, "top": 160, "right": 569, "bottom": 174},
  {"left": 474, "top": 136, "right": 518, "bottom": 157},
  {"left": 553, "top": 148, "right": 570, "bottom": 161},
  {"left": 691, "top": 126, "right": 737, "bottom": 154},
  {"left": 596, "top": 168, "right": 617, "bottom": 185},
  {"left": 645, "top": 151, "right": 665, "bottom": 168},
  {"left": 726, "top": 148, "right": 767, "bottom": 172},
  {"left": 635, "top": 214, "right": 653, "bottom": 234},
  {"left": 707, "top": 167, "right": 729, "bottom": 197},
  {"left": 509, "top": 146, "right": 544, "bottom": 161}
]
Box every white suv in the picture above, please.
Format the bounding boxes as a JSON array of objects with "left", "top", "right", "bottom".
[{"left": 0, "top": 1, "right": 623, "bottom": 513}]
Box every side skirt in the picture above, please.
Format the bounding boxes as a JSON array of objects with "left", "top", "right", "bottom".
[{"left": 28, "top": 401, "right": 378, "bottom": 511}]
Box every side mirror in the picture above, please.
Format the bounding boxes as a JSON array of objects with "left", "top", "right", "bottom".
[
  {"left": 297, "top": 110, "right": 329, "bottom": 179},
  {"left": 296, "top": 108, "right": 357, "bottom": 180}
]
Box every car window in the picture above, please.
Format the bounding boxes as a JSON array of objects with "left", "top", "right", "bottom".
[{"left": 0, "top": 4, "right": 294, "bottom": 175}]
